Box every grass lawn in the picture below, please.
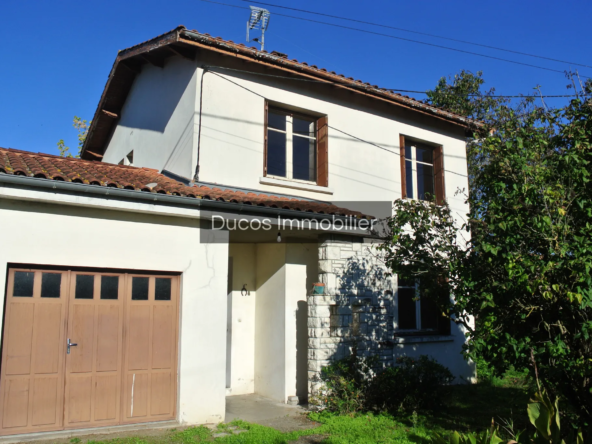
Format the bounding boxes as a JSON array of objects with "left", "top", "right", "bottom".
[{"left": 73, "top": 371, "right": 532, "bottom": 444}]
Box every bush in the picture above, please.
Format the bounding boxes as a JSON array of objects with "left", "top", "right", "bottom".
[
  {"left": 312, "top": 354, "right": 454, "bottom": 416},
  {"left": 310, "top": 353, "right": 377, "bottom": 415},
  {"left": 367, "top": 356, "right": 454, "bottom": 413}
]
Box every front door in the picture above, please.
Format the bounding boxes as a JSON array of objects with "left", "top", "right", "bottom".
[{"left": 0, "top": 268, "right": 179, "bottom": 436}]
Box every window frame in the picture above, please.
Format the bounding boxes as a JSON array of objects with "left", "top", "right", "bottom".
[
  {"left": 395, "top": 278, "right": 445, "bottom": 335},
  {"left": 399, "top": 135, "right": 445, "bottom": 204},
  {"left": 264, "top": 101, "right": 329, "bottom": 187}
]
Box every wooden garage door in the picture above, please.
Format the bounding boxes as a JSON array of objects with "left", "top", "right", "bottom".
[{"left": 0, "top": 269, "right": 179, "bottom": 436}]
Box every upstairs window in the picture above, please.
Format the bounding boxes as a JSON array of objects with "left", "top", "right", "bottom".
[
  {"left": 264, "top": 103, "right": 328, "bottom": 187},
  {"left": 399, "top": 136, "right": 445, "bottom": 204}
]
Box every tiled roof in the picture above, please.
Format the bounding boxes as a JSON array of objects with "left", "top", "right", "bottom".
[
  {"left": 0, "top": 148, "right": 368, "bottom": 218},
  {"left": 81, "top": 26, "right": 477, "bottom": 160}
]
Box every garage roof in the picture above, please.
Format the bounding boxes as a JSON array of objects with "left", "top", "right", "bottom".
[{"left": 0, "top": 147, "right": 369, "bottom": 218}]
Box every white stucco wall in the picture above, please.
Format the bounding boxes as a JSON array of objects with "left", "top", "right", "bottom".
[
  {"left": 226, "top": 244, "right": 257, "bottom": 395},
  {"left": 102, "top": 57, "right": 198, "bottom": 179},
  {"left": 102, "top": 53, "right": 469, "bottom": 219},
  {"left": 254, "top": 243, "right": 286, "bottom": 401},
  {"left": 0, "top": 192, "right": 229, "bottom": 425}
]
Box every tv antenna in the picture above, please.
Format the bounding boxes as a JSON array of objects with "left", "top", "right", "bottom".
[{"left": 247, "top": 6, "right": 270, "bottom": 51}]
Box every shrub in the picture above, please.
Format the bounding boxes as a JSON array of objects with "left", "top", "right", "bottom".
[
  {"left": 367, "top": 355, "right": 454, "bottom": 413},
  {"left": 309, "top": 353, "right": 377, "bottom": 415},
  {"left": 312, "top": 354, "right": 454, "bottom": 416}
]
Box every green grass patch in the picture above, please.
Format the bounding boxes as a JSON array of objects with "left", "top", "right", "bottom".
[{"left": 67, "top": 369, "right": 534, "bottom": 444}]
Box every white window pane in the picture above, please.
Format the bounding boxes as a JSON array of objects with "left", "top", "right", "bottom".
[
  {"left": 293, "top": 136, "right": 316, "bottom": 181},
  {"left": 416, "top": 146, "right": 433, "bottom": 164},
  {"left": 420, "top": 297, "right": 439, "bottom": 330},
  {"left": 417, "top": 163, "right": 434, "bottom": 201},
  {"left": 293, "top": 117, "right": 315, "bottom": 137},
  {"left": 268, "top": 110, "right": 286, "bottom": 131},
  {"left": 405, "top": 160, "right": 414, "bottom": 198},
  {"left": 405, "top": 144, "right": 412, "bottom": 160},
  {"left": 398, "top": 288, "right": 417, "bottom": 330},
  {"left": 267, "top": 131, "right": 287, "bottom": 177}
]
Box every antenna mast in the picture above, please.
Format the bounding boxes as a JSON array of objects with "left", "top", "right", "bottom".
[{"left": 246, "top": 6, "right": 270, "bottom": 51}]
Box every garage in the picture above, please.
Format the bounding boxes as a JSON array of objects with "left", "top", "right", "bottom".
[{"left": 0, "top": 267, "right": 179, "bottom": 436}]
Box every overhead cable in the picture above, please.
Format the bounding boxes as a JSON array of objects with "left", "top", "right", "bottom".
[
  {"left": 205, "top": 65, "right": 581, "bottom": 98},
  {"left": 196, "top": 0, "right": 591, "bottom": 79},
  {"left": 243, "top": 0, "right": 592, "bottom": 70}
]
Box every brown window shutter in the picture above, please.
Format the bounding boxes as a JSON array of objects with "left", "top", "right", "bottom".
[
  {"left": 317, "top": 115, "right": 329, "bottom": 187},
  {"left": 434, "top": 145, "right": 445, "bottom": 205},
  {"left": 399, "top": 135, "right": 407, "bottom": 198},
  {"left": 263, "top": 100, "right": 269, "bottom": 176}
]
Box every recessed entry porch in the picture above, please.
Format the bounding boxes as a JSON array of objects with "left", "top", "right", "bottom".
[{"left": 225, "top": 227, "right": 319, "bottom": 406}]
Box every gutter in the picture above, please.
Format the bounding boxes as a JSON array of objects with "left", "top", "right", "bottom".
[{"left": 0, "top": 174, "right": 370, "bottom": 226}]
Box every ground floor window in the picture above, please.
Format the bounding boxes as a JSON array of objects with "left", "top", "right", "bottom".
[{"left": 396, "top": 278, "right": 440, "bottom": 332}]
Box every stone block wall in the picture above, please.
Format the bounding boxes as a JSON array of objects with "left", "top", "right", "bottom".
[{"left": 308, "top": 234, "right": 396, "bottom": 396}]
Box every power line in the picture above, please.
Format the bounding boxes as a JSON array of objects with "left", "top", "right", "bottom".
[
  {"left": 205, "top": 65, "right": 580, "bottom": 98},
  {"left": 196, "top": 0, "right": 591, "bottom": 79},
  {"left": 205, "top": 69, "right": 470, "bottom": 178},
  {"left": 244, "top": 0, "right": 592, "bottom": 70}
]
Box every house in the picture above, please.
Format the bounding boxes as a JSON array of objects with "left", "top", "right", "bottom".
[{"left": 0, "top": 26, "right": 476, "bottom": 438}]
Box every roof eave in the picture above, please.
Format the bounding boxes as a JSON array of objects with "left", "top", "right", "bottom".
[{"left": 81, "top": 26, "right": 480, "bottom": 160}]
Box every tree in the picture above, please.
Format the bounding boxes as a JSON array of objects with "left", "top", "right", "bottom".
[
  {"left": 57, "top": 116, "right": 90, "bottom": 158},
  {"left": 379, "top": 83, "right": 592, "bottom": 431},
  {"left": 425, "top": 70, "right": 508, "bottom": 123}
]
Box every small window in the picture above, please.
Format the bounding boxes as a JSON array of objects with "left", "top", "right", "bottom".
[
  {"left": 404, "top": 142, "right": 435, "bottom": 201},
  {"left": 266, "top": 106, "right": 327, "bottom": 185},
  {"left": 100, "top": 275, "right": 119, "bottom": 300},
  {"left": 400, "top": 136, "right": 444, "bottom": 204},
  {"left": 155, "top": 278, "right": 172, "bottom": 301},
  {"left": 329, "top": 305, "right": 340, "bottom": 337},
  {"left": 13, "top": 271, "right": 34, "bottom": 297},
  {"left": 132, "top": 277, "right": 149, "bottom": 300},
  {"left": 41, "top": 273, "right": 62, "bottom": 298},
  {"left": 396, "top": 277, "right": 439, "bottom": 332},
  {"left": 75, "top": 275, "right": 95, "bottom": 299},
  {"left": 351, "top": 305, "right": 364, "bottom": 336},
  {"left": 119, "top": 150, "right": 134, "bottom": 166}
]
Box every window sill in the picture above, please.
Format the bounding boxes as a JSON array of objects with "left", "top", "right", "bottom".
[
  {"left": 259, "top": 176, "right": 334, "bottom": 195},
  {"left": 393, "top": 334, "right": 454, "bottom": 344}
]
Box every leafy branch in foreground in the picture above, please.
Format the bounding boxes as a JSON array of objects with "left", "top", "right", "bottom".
[
  {"left": 379, "top": 91, "right": 592, "bottom": 432},
  {"left": 57, "top": 116, "right": 90, "bottom": 158}
]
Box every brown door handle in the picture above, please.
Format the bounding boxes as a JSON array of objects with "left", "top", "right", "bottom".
[{"left": 67, "top": 338, "right": 78, "bottom": 354}]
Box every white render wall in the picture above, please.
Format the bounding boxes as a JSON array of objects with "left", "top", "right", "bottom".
[
  {"left": 254, "top": 244, "right": 286, "bottom": 401},
  {"left": 102, "top": 53, "right": 469, "bottom": 218},
  {"left": 197, "top": 66, "right": 469, "bottom": 216},
  {"left": 226, "top": 244, "right": 257, "bottom": 396},
  {"left": 0, "top": 194, "right": 229, "bottom": 425},
  {"left": 102, "top": 57, "right": 198, "bottom": 180}
]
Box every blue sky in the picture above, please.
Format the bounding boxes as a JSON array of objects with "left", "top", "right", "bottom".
[{"left": 1, "top": 0, "right": 590, "bottom": 155}]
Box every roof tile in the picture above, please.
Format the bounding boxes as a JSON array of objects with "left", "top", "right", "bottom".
[{"left": 0, "top": 147, "right": 368, "bottom": 218}]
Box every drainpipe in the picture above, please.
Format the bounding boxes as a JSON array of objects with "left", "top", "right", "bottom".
[{"left": 193, "top": 66, "right": 209, "bottom": 184}]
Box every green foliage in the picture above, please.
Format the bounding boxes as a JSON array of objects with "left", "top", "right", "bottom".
[
  {"left": 312, "top": 354, "right": 453, "bottom": 416},
  {"left": 310, "top": 353, "right": 377, "bottom": 415},
  {"left": 58, "top": 116, "right": 90, "bottom": 158},
  {"left": 431, "top": 384, "right": 585, "bottom": 444},
  {"left": 367, "top": 356, "right": 454, "bottom": 413},
  {"left": 379, "top": 85, "right": 592, "bottom": 432},
  {"left": 309, "top": 411, "right": 433, "bottom": 444},
  {"left": 426, "top": 70, "right": 508, "bottom": 122},
  {"left": 431, "top": 427, "right": 504, "bottom": 444}
]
